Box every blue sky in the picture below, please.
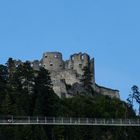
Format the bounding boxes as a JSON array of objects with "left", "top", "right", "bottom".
[{"left": 0, "top": 0, "right": 140, "bottom": 102}]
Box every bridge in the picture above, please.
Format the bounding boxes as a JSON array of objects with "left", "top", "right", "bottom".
[{"left": 0, "top": 116, "right": 140, "bottom": 126}]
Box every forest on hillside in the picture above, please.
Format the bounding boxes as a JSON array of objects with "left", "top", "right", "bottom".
[{"left": 0, "top": 58, "right": 140, "bottom": 140}]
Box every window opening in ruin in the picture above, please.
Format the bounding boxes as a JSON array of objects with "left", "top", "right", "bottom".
[
  {"left": 50, "top": 62, "right": 53, "bottom": 66},
  {"left": 31, "top": 64, "right": 33, "bottom": 67},
  {"left": 71, "top": 56, "right": 74, "bottom": 61},
  {"left": 39, "top": 63, "right": 42, "bottom": 66},
  {"left": 45, "top": 56, "right": 47, "bottom": 58},
  {"left": 54, "top": 55, "right": 58, "bottom": 58},
  {"left": 82, "top": 55, "right": 84, "bottom": 60}
]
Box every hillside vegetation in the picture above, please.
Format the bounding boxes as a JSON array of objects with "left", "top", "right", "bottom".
[{"left": 0, "top": 58, "right": 139, "bottom": 140}]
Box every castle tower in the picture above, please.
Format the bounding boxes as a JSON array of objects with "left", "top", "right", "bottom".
[
  {"left": 68, "top": 53, "right": 84, "bottom": 75},
  {"left": 68, "top": 53, "right": 91, "bottom": 76},
  {"left": 42, "top": 52, "right": 64, "bottom": 71},
  {"left": 82, "top": 53, "right": 90, "bottom": 67}
]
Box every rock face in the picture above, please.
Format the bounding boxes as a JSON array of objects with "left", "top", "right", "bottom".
[{"left": 14, "top": 52, "right": 120, "bottom": 98}]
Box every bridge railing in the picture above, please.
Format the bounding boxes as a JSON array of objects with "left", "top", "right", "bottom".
[{"left": 0, "top": 116, "right": 140, "bottom": 126}]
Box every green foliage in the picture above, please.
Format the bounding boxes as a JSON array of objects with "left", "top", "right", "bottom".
[
  {"left": 0, "top": 65, "right": 8, "bottom": 92},
  {"left": 12, "top": 62, "right": 35, "bottom": 91},
  {"left": 0, "top": 58, "right": 139, "bottom": 139},
  {"left": 1, "top": 93, "right": 17, "bottom": 115},
  {"left": 33, "top": 67, "right": 59, "bottom": 116},
  {"left": 7, "top": 58, "right": 16, "bottom": 82},
  {"left": 127, "top": 85, "right": 140, "bottom": 115},
  {"left": 80, "top": 66, "right": 93, "bottom": 94}
]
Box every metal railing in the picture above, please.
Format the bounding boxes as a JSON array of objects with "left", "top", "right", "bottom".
[{"left": 0, "top": 116, "right": 140, "bottom": 126}]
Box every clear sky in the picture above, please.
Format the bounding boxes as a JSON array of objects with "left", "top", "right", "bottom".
[{"left": 0, "top": 0, "right": 140, "bottom": 102}]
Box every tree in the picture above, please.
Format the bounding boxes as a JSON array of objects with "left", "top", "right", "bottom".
[
  {"left": 33, "top": 67, "right": 59, "bottom": 116},
  {"left": 0, "top": 65, "right": 8, "bottom": 111},
  {"left": 80, "top": 66, "right": 93, "bottom": 94},
  {"left": 1, "top": 93, "right": 16, "bottom": 115},
  {"left": 6, "top": 58, "right": 16, "bottom": 83},
  {"left": 0, "top": 65, "right": 8, "bottom": 92},
  {"left": 12, "top": 61, "right": 34, "bottom": 92},
  {"left": 9, "top": 62, "right": 35, "bottom": 115},
  {"left": 132, "top": 85, "right": 140, "bottom": 116},
  {"left": 127, "top": 85, "right": 140, "bottom": 116}
]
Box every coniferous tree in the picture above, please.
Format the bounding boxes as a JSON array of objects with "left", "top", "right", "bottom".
[
  {"left": 12, "top": 61, "right": 34, "bottom": 92},
  {"left": 80, "top": 66, "right": 93, "bottom": 94},
  {"left": 10, "top": 62, "right": 35, "bottom": 115},
  {"left": 0, "top": 65, "right": 8, "bottom": 113},
  {"left": 1, "top": 93, "right": 16, "bottom": 115},
  {"left": 33, "top": 67, "right": 59, "bottom": 116},
  {"left": 0, "top": 65, "right": 8, "bottom": 92},
  {"left": 131, "top": 85, "right": 140, "bottom": 115},
  {"left": 6, "top": 58, "right": 15, "bottom": 83}
]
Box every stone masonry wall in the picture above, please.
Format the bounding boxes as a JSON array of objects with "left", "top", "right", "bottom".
[{"left": 14, "top": 52, "right": 120, "bottom": 99}]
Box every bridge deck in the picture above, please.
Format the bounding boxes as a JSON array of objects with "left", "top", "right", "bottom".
[{"left": 0, "top": 117, "right": 140, "bottom": 126}]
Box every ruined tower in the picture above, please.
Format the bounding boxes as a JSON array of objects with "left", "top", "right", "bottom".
[
  {"left": 67, "top": 53, "right": 89, "bottom": 75},
  {"left": 42, "top": 52, "right": 64, "bottom": 71}
]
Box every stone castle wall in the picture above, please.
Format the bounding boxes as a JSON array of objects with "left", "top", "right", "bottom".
[
  {"left": 14, "top": 52, "right": 120, "bottom": 98},
  {"left": 42, "top": 52, "right": 64, "bottom": 71},
  {"left": 94, "top": 84, "right": 120, "bottom": 98}
]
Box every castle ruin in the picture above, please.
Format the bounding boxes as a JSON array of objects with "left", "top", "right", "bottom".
[{"left": 15, "top": 52, "right": 120, "bottom": 98}]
